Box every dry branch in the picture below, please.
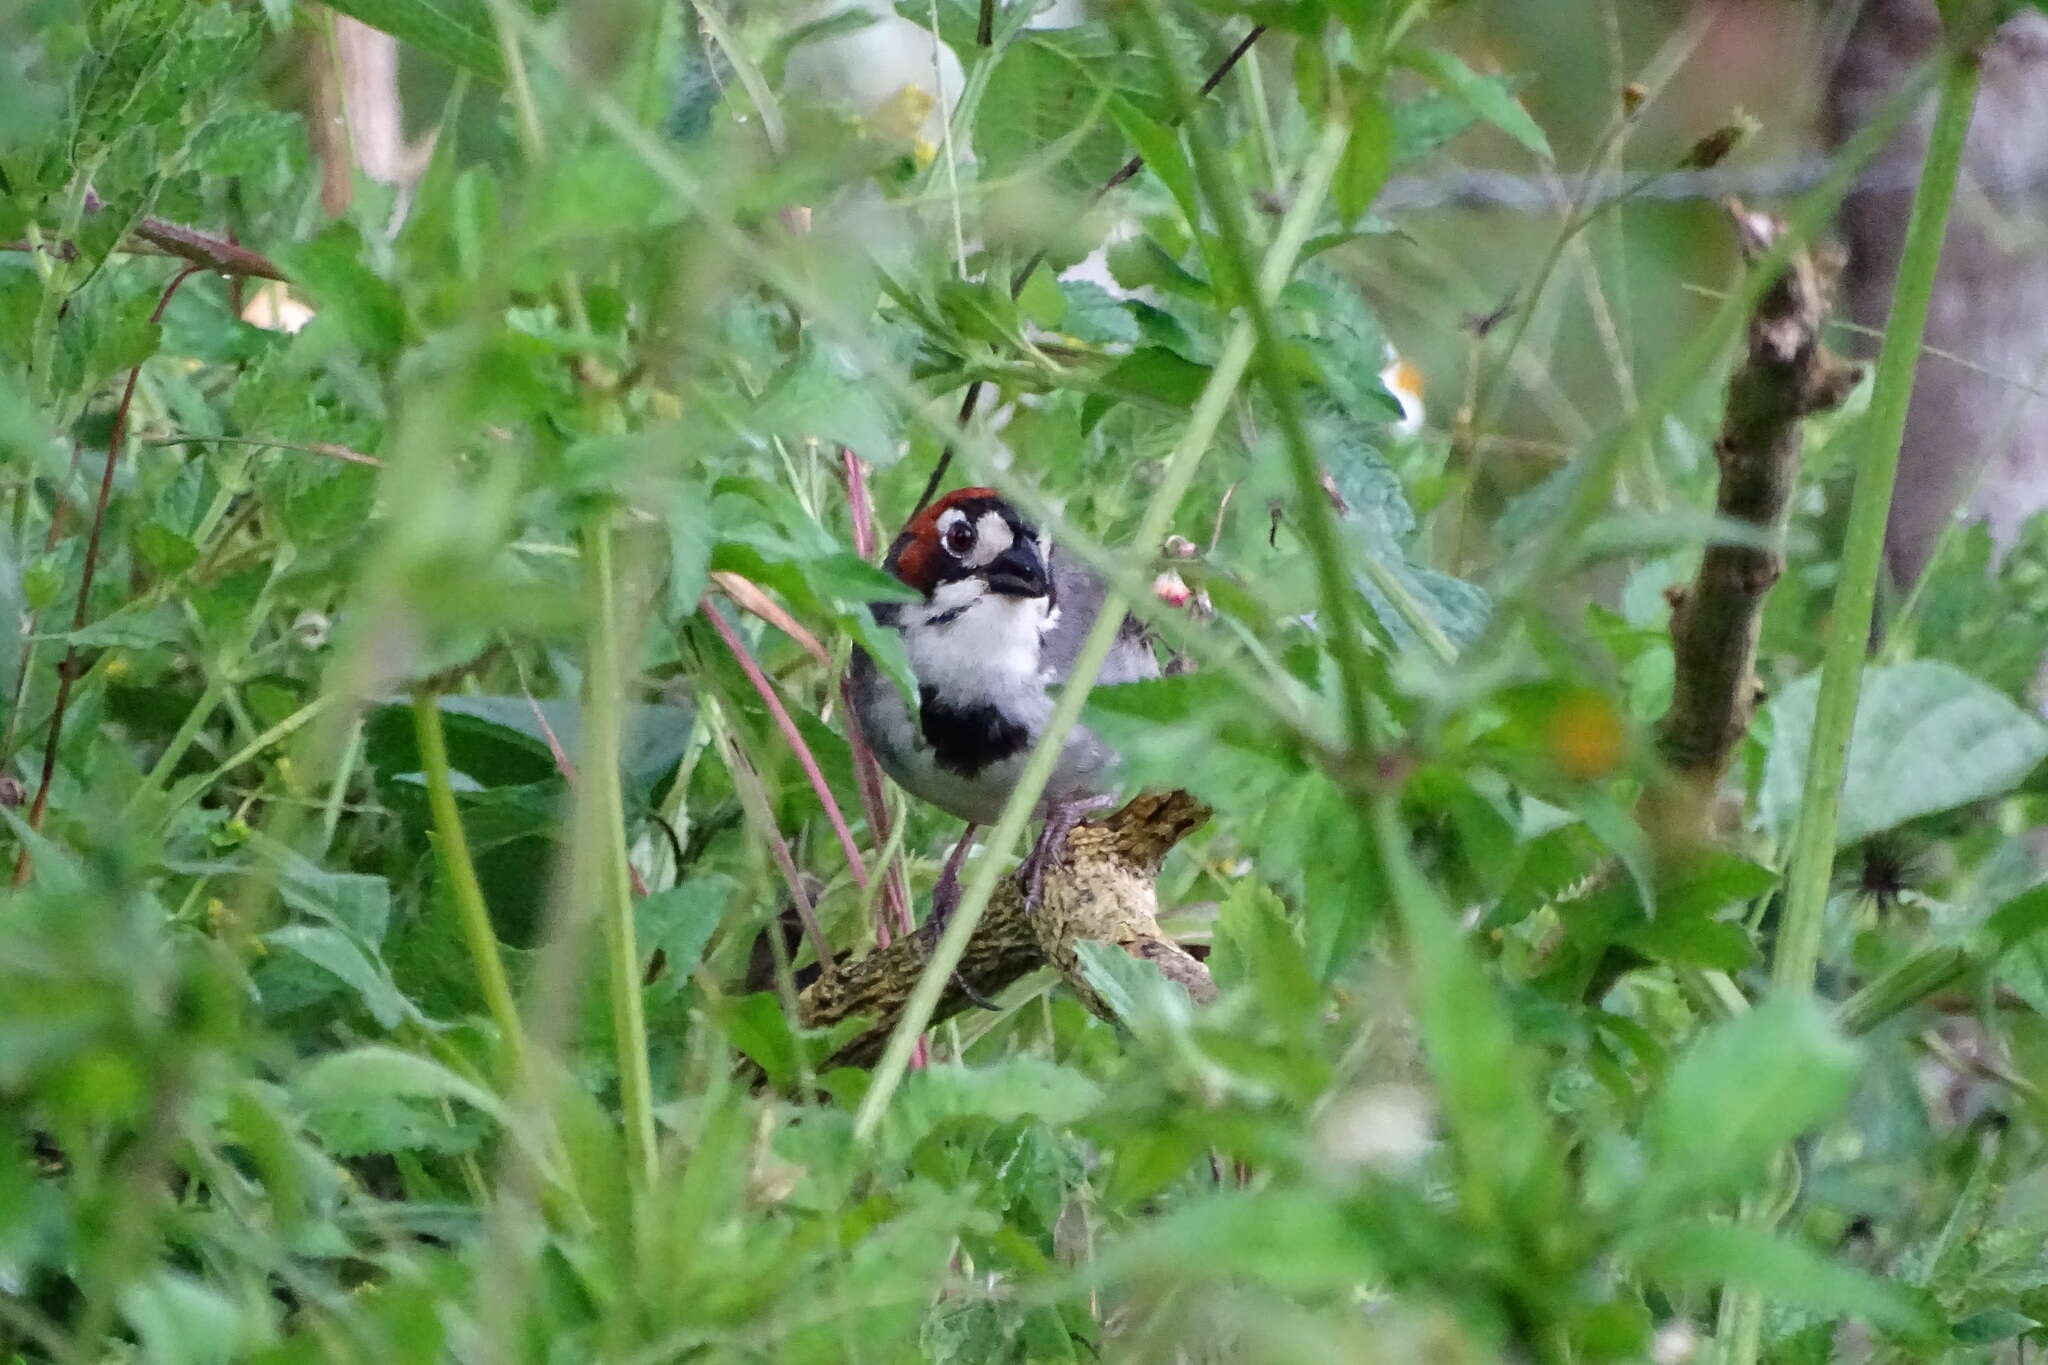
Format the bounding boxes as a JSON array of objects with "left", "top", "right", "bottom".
[
  {"left": 1654, "top": 203, "right": 1861, "bottom": 827},
  {"left": 798, "top": 790, "right": 1212, "bottom": 1069}
]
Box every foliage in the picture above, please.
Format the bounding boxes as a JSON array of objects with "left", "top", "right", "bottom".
[{"left": 0, "top": 1, "right": 2045, "bottom": 1363}]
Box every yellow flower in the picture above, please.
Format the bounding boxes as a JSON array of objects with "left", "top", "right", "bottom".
[{"left": 867, "top": 84, "right": 936, "bottom": 146}]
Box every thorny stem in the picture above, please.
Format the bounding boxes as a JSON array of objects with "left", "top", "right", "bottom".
[
  {"left": 1716, "top": 44, "right": 1980, "bottom": 1365},
  {"left": 854, "top": 112, "right": 1351, "bottom": 1142},
  {"left": 14, "top": 264, "right": 203, "bottom": 886}
]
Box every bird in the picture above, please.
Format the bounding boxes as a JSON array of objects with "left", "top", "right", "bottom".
[{"left": 847, "top": 487, "right": 1159, "bottom": 930}]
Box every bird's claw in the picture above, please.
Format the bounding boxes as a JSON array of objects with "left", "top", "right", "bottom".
[{"left": 1020, "top": 795, "right": 1115, "bottom": 909}]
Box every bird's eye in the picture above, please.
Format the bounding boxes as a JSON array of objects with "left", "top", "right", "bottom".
[{"left": 942, "top": 522, "right": 976, "bottom": 556}]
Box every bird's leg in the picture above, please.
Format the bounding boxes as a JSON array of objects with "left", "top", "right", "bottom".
[
  {"left": 927, "top": 824, "right": 977, "bottom": 935},
  {"left": 922, "top": 825, "right": 1002, "bottom": 1012},
  {"left": 1020, "top": 795, "right": 1116, "bottom": 909}
]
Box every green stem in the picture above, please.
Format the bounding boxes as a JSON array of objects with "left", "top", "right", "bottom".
[
  {"left": 1137, "top": 0, "right": 1378, "bottom": 754},
  {"left": 580, "top": 516, "right": 658, "bottom": 1189},
  {"left": 1773, "top": 50, "right": 1978, "bottom": 998},
  {"left": 123, "top": 679, "right": 225, "bottom": 816},
  {"left": 1716, "top": 45, "right": 1979, "bottom": 1365},
  {"left": 852, "top": 116, "right": 1353, "bottom": 1143},
  {"left": 412, "top": 690, "right": 529, "bottom": 1075},
  {"left": 1835, "top": 944, "right": 1970, "bottom": 1038}
]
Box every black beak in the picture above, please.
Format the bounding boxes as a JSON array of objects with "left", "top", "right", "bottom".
[{"left": 982, "top": 540, "right": 1051, "bottom": 599}]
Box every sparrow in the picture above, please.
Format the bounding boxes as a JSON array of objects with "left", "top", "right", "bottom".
[{"left": 847, "top": 487, "right": 1159, "bottom": 926}]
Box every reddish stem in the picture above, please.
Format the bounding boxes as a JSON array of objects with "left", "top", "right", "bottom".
[
  {"left": 703, "top": 600, "right": 869, "bottom": 891},
  {"left": 838, "top": 450, "right": 914, "bottom": 941},
  {"left": 16, "top": 265, "right": 204, "bottom": 885}
]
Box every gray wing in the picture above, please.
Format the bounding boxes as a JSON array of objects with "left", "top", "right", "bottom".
[{"left": 1042, "top": 552, "right": 1161, "bottom": 686}]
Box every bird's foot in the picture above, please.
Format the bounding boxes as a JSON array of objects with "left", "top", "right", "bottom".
[{"left": 1020, "top": 795, "right": 1116, "bottom": 909}]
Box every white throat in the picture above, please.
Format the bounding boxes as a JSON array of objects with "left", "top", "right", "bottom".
[{"left": 905, "top": 581, "right": 1056, "bottom": 704}]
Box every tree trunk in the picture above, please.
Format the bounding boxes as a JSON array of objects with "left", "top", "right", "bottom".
[{"left": 1825, "top": 0, "right": 2048, "bottom": 585}]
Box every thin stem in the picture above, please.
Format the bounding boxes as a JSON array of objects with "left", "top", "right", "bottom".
[
  {"left": 1717, "top": 45, "right": 1980, "bottom": 1365},
  {"left": 1773, "top": 50, "right": 1978, "bottom": 998},
  {"left": 15, "top": 264, "right": 203, "bottom": 885},
  {"left": 854, "top": 114, "right": 1351, "bottom": 1142},
  {"left": 911, "top": 24, "right": 1268, "bottom": 514},
  {"left": 122, "top": 680, "right": 226, "bottom": 816},
  {"left": 1137, "top": 0, "right": 1375, "bottom": 752},
  {"left": 1836, "top": 944, "right": 1970, "bottom": 1038},
  {"left": 703, "top": 600, "right": 869, "bottom": 889},
  {"left": 580, "top": 516, "right": 658, "bottom": 1190},
  {"left": 1478, "top": 63, "right": 1933, "bottom": 651},
  {"left": 152, "top": 695, "right": 333, "bottom": 830},
  {"left": 412, "top": 690, "right": 530, "bottom": 1075}
]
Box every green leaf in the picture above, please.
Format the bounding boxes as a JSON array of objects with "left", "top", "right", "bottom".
[
  {"left": 119, "top": 1271, "right": 250, "bottom": 1365},
  {"left": 265, "top": 925, "right": 417, "bottom": 1030},
  {"left": 294, "top": 1046, "right": 511, "bottom": 1129},
  {"left": 1636, "top": 1220, "right": 1932, "bottom": 1333},
  {"left": 1402, "top": 49, "right": 1553, "bottom": 161},
  {"left": 1335, "top": 90, "right": 1394, "bottom": 224},
  {"left": 367, "top": 695, "right": 695, "bottom": 795},
  {"left": 750, "top": 340, "right": 899, "bottom": 466},
  {"left": 1375, "top": 799, "right": 1563, "bottom": 1230},
  {"left": 1108, "top": 99, "right": 1198, "bottom": 225},
  {"left": 58, "top": 601, "right": 183, "bottom": 650},
  {"left": 637, "top": 877, "right": 731, "bottom": 980},
  {"left": 724, "top": 992, "right": 802, "bottom": 1085},
  {"left": 897, "top": 1057, "right": 1104, "bottom": 1133},
  {"left": 1952, "top": 1308, "right": 2038, "bottom": 1345},
  {"left": 1072, "top": 940, "right": 1195, "bottom": 1031},
  {"left": 1643, "top": 994, "right": 1859, "bottom": 1209},
  {"left": 1760, "top": 661, "right": 2048, "bottom": 846},
  {"left": 321, "top": 0, "right": 504, "bottom": 81},
  {"left": 977, "top": 29, "right": 1164, "bottom": 193}
]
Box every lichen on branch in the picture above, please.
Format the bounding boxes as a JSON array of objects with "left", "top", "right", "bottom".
[{"left": 797, "top": 790, "right": 1212, "bottom": 1069}]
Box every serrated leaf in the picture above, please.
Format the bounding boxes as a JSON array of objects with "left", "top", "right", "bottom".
[
  {"left": 750, "top": 340, "right": 899, "bottom": 465},
  {"left": 978, "top": 29, "right": 1164, "bottom": 193},
  {"left": 637, "top": 876, "right": 731, "bottom": 980}
]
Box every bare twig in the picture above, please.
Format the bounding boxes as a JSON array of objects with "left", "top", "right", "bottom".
[
  {"left": 1653, "top": 204, "right": 1860, "bottom": 830},
  {"left": 0, "top": 191, "right": 291, "bottom": 281}
]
